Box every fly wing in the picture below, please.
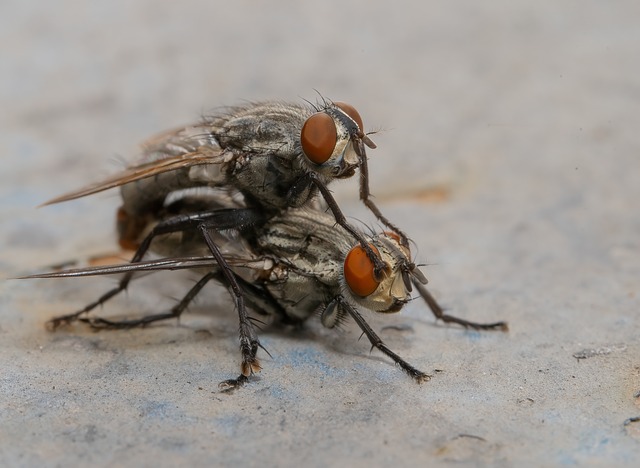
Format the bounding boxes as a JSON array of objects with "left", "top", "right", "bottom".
[
  {"left": 139, "top": 123, "right": 215, "bottom": 160},
  {"left": 17, "top": 255, "right": 270, "bottom": 278},
  {"left": 41, "top": 124, "right": 226, "bottom": 206}
]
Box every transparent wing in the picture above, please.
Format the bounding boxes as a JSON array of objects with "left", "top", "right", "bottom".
[
  {"left": 41, "top": 124, "right": 227, "bottom": 206},
  {"left": 17, "top": 255, "right": 271, "bottom": 279},
  {"left": 139, "top": 123, "right": 214, "bottom": 159}
]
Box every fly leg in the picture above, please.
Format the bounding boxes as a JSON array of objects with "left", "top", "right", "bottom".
[
  {"left": 47, "top": 208, "right": 266, "bottom": 329},
  {"left": 412, "top": 278, "right": 508, "bottom": 331},
  {"left": 335, "top": 296, "right": 431, "bottom": 382},
  {"left": 79, "top": 270, "right": 219, "bottom": 329},
  {"left": 291, "top": 173, "right": 390, "bottom": 281},
  {"left": 355, "top": 145, "right": 408, "bottom": 246},
  {"left": 197, "top": 226, "right": 262, "bottom": 391},
  {"left": 85, "top": 221, "right": 265, "bottom": 390}
]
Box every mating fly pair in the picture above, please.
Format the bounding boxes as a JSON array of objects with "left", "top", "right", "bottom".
[{"left": 27, "top": 98, "right": 507, "bottom": 389}]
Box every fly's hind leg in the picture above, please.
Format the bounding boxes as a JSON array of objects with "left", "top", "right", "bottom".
[
  {"left": 46, "top": 213, "right": 193, "bottom": 329},
  {"left": 47, "top": 208, "right": 266, "bottom": 330},
  {"left": 79, "top": 270, "right": 218, "bottom": 330}
]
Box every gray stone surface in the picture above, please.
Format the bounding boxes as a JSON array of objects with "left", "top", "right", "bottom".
[{"left": 2, "top": 1, "right": 639, "bottom": 466}]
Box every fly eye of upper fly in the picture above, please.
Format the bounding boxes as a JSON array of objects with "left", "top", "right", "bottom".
[
  {"left": 300, "top": 112, "right": 338, "bottom": 164},
  {"left": 344, "top": 244, "right": 381, "bottom": 297},
  {"left": 334, "top": 102, "right": 364, "bottom": 133}
]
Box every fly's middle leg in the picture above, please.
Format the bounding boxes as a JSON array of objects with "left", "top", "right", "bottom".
[{"left": 198, "top": 225, "right": 262, "bottom": 391}]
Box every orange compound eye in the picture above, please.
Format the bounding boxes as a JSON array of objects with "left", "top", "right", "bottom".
[
  {"left": 344, "top": 244, "right": 380, "bottom": 297},
  {"left": 334, "top": 102, "right": 364, "bottom": 132},
  {"left": 301, "top": 112, "right": 338, "bottom": 164}
]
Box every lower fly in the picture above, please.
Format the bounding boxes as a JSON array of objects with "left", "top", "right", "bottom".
[{"left": 22, "top": 208, "right": 507, "bottom": 390}]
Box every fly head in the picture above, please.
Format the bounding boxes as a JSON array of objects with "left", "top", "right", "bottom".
[
  {"left": 300, "top": 101, "right": 376, "bottom": 180},
  {"left": 341, "top": 231, "right": 414, "bottom": 314}
]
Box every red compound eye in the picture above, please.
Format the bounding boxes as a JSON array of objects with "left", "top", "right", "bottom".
[
  {"left": 334, "top": 101, "right": 364, "bottom": 132},
  {"left": 301, "top": 112, "right": 338, "bottom": 164},
  {"left": 344, "top": 244, "right": 380, "bottom": 297}
]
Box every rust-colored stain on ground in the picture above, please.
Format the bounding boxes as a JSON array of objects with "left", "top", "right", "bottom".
[
  {"left": 49, "top": 251, "right": 134, "bottom": 271},
  {"left": 88, "top": 251, "right": 134, "bottom": 266},
  {"left": 388, "top": 185, "right": 451, "bottom": 204}
]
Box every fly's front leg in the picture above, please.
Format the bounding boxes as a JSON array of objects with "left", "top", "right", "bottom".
[
  {"left": 412, "top": 278, "right": 508, "bottom": 331},
  {"left": 335, "top": 296, "right": 431, "bottom": 382},
  {"left": 198, "top": 226, "right": 262, "bottom": 391},
  {"left": 293, "top": 172, "right": 389, "bottom": 281},
  {"left": 357, "top": 150, "right": 408, "bottom": 246}
]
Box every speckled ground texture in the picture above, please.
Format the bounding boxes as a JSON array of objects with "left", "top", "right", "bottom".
[{"left": 2, "top": 1, "right": 639, "bottom": 467}]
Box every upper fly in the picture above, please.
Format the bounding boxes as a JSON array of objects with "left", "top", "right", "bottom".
[{"left": 41, "top": 98, "right": 397, "bottom": 277}]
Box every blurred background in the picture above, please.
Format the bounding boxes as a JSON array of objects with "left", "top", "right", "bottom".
[{"left": 2, "top": 1, "right": 639, "bottom": 466}]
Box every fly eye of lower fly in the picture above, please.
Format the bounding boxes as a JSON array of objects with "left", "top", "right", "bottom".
[
  {"left": 344, "top": 243, "right": 381, "bottom": 297},
  {"left": 300, "top": 112, "right": 338, "bottom": 164},
  {"left": 334, "top": 102, "right": 364, "bottom": 134}
]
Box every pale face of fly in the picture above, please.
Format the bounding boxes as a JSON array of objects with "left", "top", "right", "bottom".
[{"left": 340, "top": 232, "right": 425, "bottom": 315}]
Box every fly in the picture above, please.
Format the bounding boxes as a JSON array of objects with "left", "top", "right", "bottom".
[
  {"left": 42, "top": 98, "right": 402, "bottom": 277},
  {"left": 23, "top": 208, "right": 508, "bottom": 390}
]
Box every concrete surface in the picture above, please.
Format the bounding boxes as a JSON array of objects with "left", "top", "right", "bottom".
[{"left": 2, "top": 1, "right": 639, "bottom": 466}]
